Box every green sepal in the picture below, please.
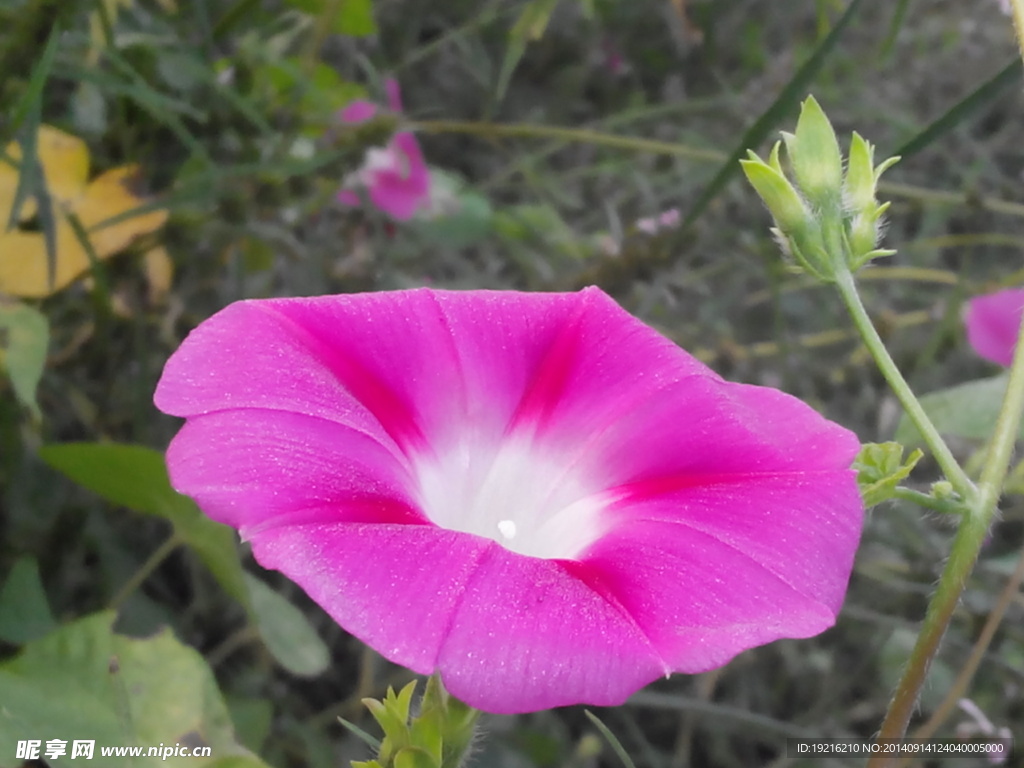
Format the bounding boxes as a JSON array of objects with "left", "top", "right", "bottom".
[
  {"left": 844, "top": 132, "right": 877, "bottom": 212},
  {"left": 394, "top": 747, "right": 439, "bottom": 768},
  {"left": 782, "top": 96, "right": 843, "bottom": 207},
  {"left": 853, "top": 442, "right": 923, "bottom": 507},
  {"left": 354, "top": 676, "right": 480, "bottom": 768},
  {"left": 363, "top": 682, "right": 418, "bottom": 763},
  {"left": 740, "top": 149, "right": 810, "bottom": 234}
]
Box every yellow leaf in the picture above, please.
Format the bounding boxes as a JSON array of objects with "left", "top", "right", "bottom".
[
  {"left": 0, "top": 126, "right": 167, "bottom": 298},
  {"left": 75, "top": 166, "right": 169, "bottom": 255},
  {"left": 143, "top": 245, "right": 174, "bottom": 304},
  {"left": 1, "top": 126, "right": 91, "bottom": 223}
]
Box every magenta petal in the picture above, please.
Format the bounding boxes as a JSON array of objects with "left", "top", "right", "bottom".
[
  {"left": 337, "top": 188, "right": 362, "bottom": 207},
  {"left": 964, "top": 288, "right": 1024, "bottom": 366},
  {"left": 156, "top": 287, "right": 866, "bottom": 713},
  {"left": 251, "top": 524, "right": 489, "bottom": 678},
  {"left": 339, "top": 100, "right": 378, "bottom": 124},
  {"left": 367, "top": 133, "right": 431, "bottom": 220},
  {"left": 155, "top": 300, "right": 402, "bottom": 450},
  {"left": 579, "top": 472, "right": 861, "bottom": 669},
  {"left": 165, "top": 409, "right": 422, "bottom": 533},
  {"left": 384, "top": 78, "right": 403, "bottom": 112},
  {"left": 251, "top": 523, "right": 666, "bottom": 714},
  {"left": 566, "top": 375, "right": 859, "bottom": 490},
  {"left": 436, "top": 548, "right": 666, "bottom": 713}
]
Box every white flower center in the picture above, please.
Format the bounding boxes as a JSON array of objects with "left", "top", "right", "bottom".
[{"left": 412, "top": 431, "right": 609, "bottom": 559}]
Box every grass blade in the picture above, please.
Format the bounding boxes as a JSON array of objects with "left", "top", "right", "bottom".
[
  {"left": 894, "top": 59, "right": 1023, "bottom": 158},
  {"left": 494, "top": 0, "right": 561, "bottom": 106},
  {"left": 337, "top": 716, "right": 382, "bottom": 751},
  {"left": 681, "top": 0, "right": 866, "bottom": 229},
  {"left": 584, "top": 710, "right": 637, "bottom": 768},
  {"left": 1, "top": 22, "right": 61, "bottom": 151}
]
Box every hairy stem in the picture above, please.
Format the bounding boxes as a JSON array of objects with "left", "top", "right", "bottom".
[
  {"left": 866, "top": 297, "right": 1024, "bottom": 765},
  {"left": 833, "top": 268, "right": 973, "bottom": 499}
]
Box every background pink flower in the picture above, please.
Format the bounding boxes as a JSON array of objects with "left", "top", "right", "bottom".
[
  {"left": 337, "top": 79, "right": 431, "bottom": 220},
  {"left": 964, "top": 288, "right": 1024, "bottom": 367},
  {"left": 155, "top": 287, "right": 864, "bottom": 714}
]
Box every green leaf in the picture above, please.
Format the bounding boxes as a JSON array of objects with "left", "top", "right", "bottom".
[
  {"left": 225, "top": 697, "right": 274, "bottom": 754},
  {"left": 285, "top": 0, "right": 377, "bottom": 36},
  {"left": 894, "top": 373, "right": 1021, "bottom": 445},
  {"left": 0, "top": 611, "right": 269, "bottom": 768},
  {"left": 0, "top": 557, "right": 56, "bottom": 644},
  {"left": 853, "top": 442, "right": 923, "bottom": 507},
  {"left": 244, "top": 573, "right": 330, "bottom": 677},
  {"left": 337, "top": 0, "right": 376, "bottom": 36},
  {"left": 39, "top": 443, "right": 250, "bottom": 612},
  {"left": 0, "top": 301, "right": 49, "bottom": 421},
  {"left": 412, "top": 171, "right": 493, "bottom": 248}
]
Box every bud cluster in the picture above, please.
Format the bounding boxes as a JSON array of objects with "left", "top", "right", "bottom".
[
  {"left": 352, "top": 676, "right": 479, "bottom": 768},
  {"left": 740, "top": 96, "right": 899, "bottom": 281}
]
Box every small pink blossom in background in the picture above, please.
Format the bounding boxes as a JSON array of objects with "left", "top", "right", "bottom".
[
  {"left": 155, "top": 287, "right": 864, "bottom": 714},
  {"left": 635, "top": 208, "right": 681, "bottom": 235},
  {"left": 336, "top": 79, "right": 430, "bottom": 220},
  {"left": 598, "top": 37, "right": 632, "bottom": 76},
  {"left": 963, "top": 288, "right": 1024, "bottom": 366}
]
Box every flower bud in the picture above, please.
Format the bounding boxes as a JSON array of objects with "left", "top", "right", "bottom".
[
  {"left": 782, "top": 96, "right": 843, "bottom": 208},
  {"left": 742, "top": 95, "right": 900, "bottom": 280}
]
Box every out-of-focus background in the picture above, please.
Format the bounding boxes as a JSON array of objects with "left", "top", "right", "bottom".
[{"left": 1, "top": 1, "right": 1022, "bottom": 766}]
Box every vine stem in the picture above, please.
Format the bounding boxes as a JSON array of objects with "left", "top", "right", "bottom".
[
  {"left": 895, "top": 540, "right": 1024, "bottom": 768},
  {"left": 869, "top": 7, "right": 1024, "bottom": 759},
  {"left": 832, "top": 269, "right": 973, "bottom": 498},
  {"left": 850, "top": 273, "right": 1024, "bottom": 766}
]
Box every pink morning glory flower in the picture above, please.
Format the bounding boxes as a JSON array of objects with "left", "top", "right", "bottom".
[
  {"left": 154, "top": 287, "right": 863, "bottom": 714},
  {"left": 964, "top": 288, "right": 1024, "bottom": 367},
  {"left": 337, "top": 79, "right": 431, "bottom": 221}
]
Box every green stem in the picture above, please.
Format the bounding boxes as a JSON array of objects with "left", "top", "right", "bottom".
[
  {"left": 867, "top": 297, "right": 1024, "bottom": 765},
  {"left": 833, "top": 268, "right": 973, "bottom": 499},
  {"left": 108, "top": 534, "right": 182, "bottom": 609},
  {"left": 414, "top": 120, "right": 1024, "bottom": 221},
  {"left": 889, "top": 487, "right": 962, "bottom": 516},
  {"left": 412, "top": 119, "right": 723, "bottom": 162}
]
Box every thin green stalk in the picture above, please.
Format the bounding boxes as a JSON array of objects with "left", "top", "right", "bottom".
[
  {"left": 902, "top": 539, "right": 1024, "bottom": 763},
  {"left": 832, "top": 269, "right": 973, "bottom": 499},
  {"left": 867, "top": 293, "right": 1024, "bottom": 764},
  {"left": 889, "top": 487, "right": 962, "bottom": 516},
  {"left": 108, "top": 534, "right": 182, "bottom": 609},
  {"left": 415, "top": 121, "right": 1024, "bottom": 219},
  {"left": 411, "top": 119, "right": 724, "bottom": 162}
]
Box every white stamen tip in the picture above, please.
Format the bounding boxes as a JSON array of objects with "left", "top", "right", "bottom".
[{"left": 497, "top": 519, "right": 517, "bottom": 540}]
